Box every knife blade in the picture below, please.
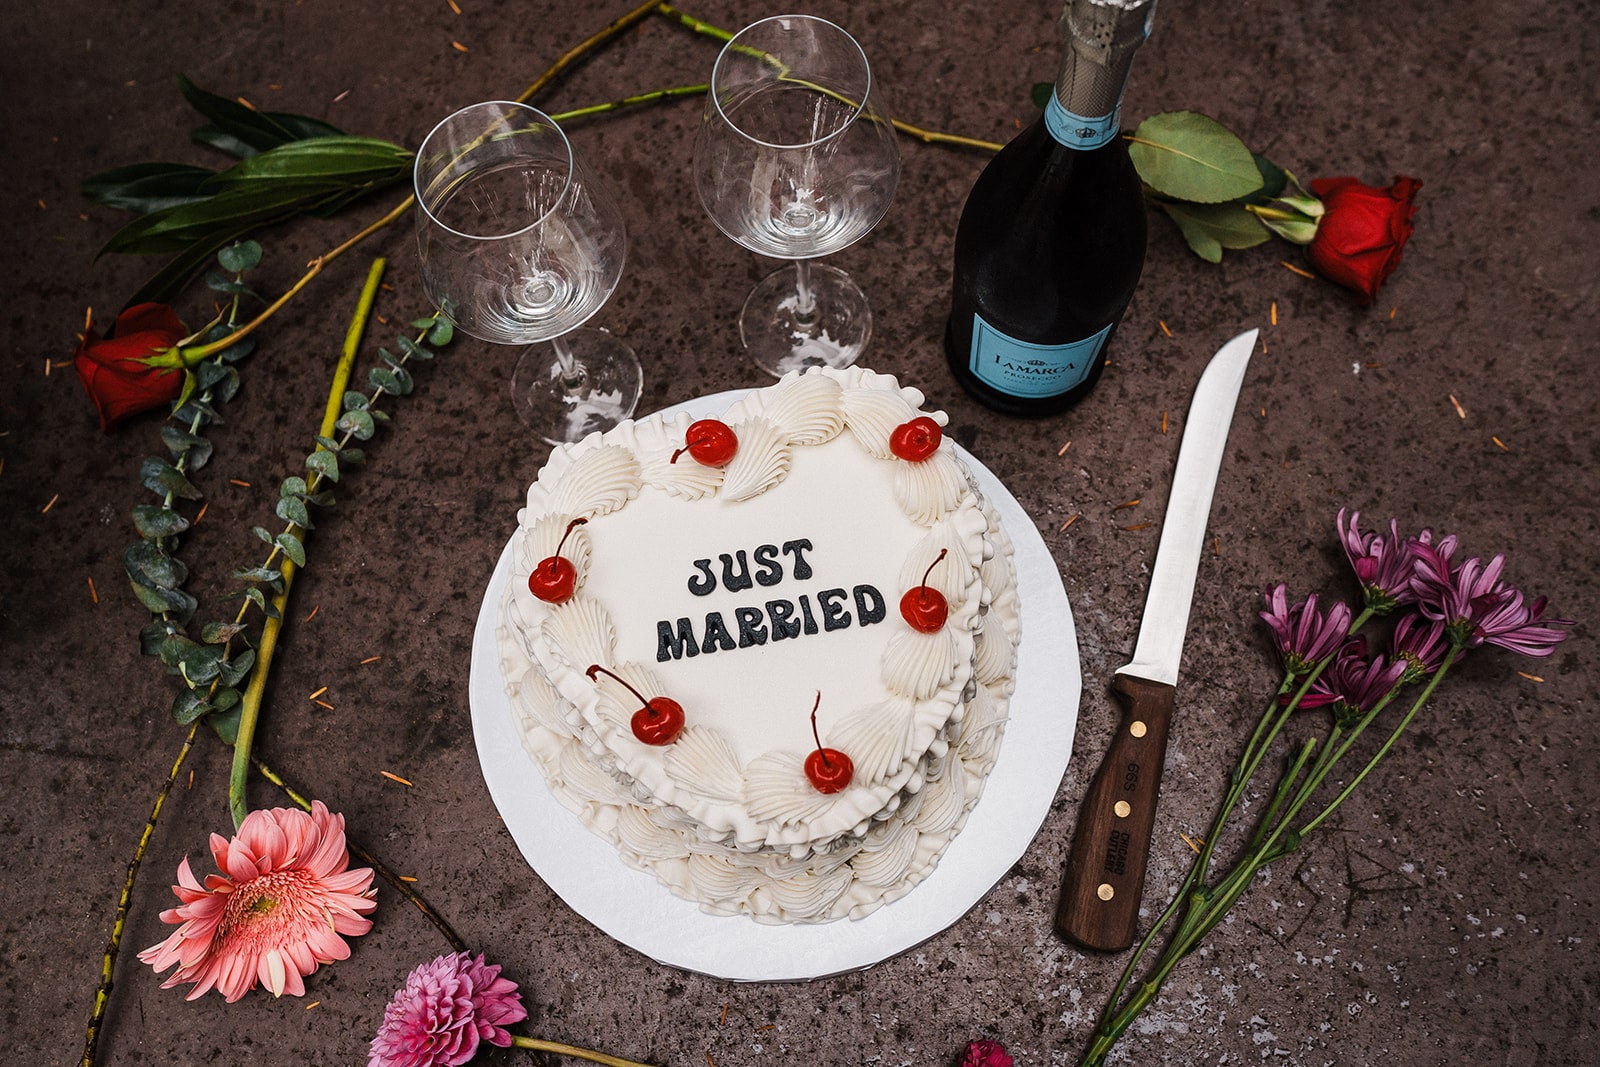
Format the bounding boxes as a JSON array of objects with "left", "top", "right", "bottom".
[{"left": 1054, "top": 327, "right": 1259, "bottom": 952}]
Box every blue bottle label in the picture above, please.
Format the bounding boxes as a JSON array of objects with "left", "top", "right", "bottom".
[
  {"left": 968, "top": 314, "right": 1111, "bottom": 399},
  {"left": 1044, "top": 93, "right": 1120, "bottom": 150}
]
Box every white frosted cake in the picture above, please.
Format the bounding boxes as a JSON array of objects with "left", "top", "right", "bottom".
[{"left": 496, "top": 366, "right": 1019, "bottom": 923}]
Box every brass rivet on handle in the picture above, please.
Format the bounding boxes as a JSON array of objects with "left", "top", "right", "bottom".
[
  {"left": 1096, "top": 883, "right": 1115, "bottom": 901},
  {"left": 1114, "top": 800, "right": 1131, "bottom": 818},
  {"left": 1129, "top": 720, "right": 1148, "bottom": 738}
]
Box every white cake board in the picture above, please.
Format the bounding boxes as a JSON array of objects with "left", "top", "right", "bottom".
[{"left": 469, "top": 389, "right": 1080, "bottom": 982}]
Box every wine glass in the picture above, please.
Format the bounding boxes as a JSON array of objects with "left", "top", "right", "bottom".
[
  {"left": 692, "top": 15, "right": 900, "bottom": 377},
  {"left": 414, "top": 101, "right": 641, "bottom": 444}
]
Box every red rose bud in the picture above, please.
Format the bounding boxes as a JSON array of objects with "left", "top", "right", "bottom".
[
  {"left": 73, "top": 303, "right": 188, "bottom": 432},
  {"left": 1306, "top": 175, "right": 1422, "bottom": 306}
]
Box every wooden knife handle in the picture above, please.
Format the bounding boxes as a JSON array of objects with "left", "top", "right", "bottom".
[{"left": 1054, "top": 673, "right": 1177, "bottom": 951}]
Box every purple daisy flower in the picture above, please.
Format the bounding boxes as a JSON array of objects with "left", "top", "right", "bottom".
[
  {"left": 1413, "top": 549, "right": 1572, "bottom": 656},
  {"left": 1310, "top": 642, "right": 1408, "bottom": 728},
  {"left": 1390, "top": 612, "right": 1452, "bottom": 682},
  {"left": 1260, "top": 584, "right": 1353, "bottom": 676}
]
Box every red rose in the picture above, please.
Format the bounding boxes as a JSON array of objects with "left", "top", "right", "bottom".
[
  {"left": 73, "top": 303, "right": 187, "bottom": 432},
  {"left": 1306, "top": 175, "right": 1422, "bottom": 305}
]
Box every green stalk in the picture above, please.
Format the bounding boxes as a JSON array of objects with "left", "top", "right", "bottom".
[
  {"left": 510, "top": 1036, "right": 657, "bottom": 1067},
  {"left": 226, "top": 258, "right": 384, "bottom": 829}
]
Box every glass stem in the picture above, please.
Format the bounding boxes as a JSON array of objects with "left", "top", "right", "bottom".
[
  {"left": 793, "top": 259, "right": 818, "bottom": 324},
  {"left": 551, "top": 334, "right": 585, "bottom": 388}
]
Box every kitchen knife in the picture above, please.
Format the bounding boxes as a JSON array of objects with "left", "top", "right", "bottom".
[{"left": 1054, "top": 327, "right": 1259, "bottom": 952}]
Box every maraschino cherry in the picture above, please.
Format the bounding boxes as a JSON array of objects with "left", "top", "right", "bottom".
[
  {"left": 586, "top": 664, "right": 685, "bottom": 746},
  {"left": 802, "top": 691, "right": 853, "bottom": 794},
  {"left": 888, "top": 416, "right": 942, "bottom": 461},
  {"left": 670, "top": 419, "right": 738, "bottom": 467},
  {"left": 899, "top": 548, "right": 949, "bottom": 633},
  {"left": 528, "top": 517, "right": 588, "bottom": 604}
]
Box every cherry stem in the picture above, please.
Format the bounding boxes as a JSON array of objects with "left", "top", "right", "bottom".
[
  {"left": 554, "top": 516, "right": 588, "bottom": 558},
  {"left": 808, "top": 690, "right": 831, "bottom": 768},
  {"left": 670, "top": 434, "right": 711, "bottom": 465},
  {"left": 917, "top": 549, "right": 949, "bottom": 601},
  {"left": 585, "top": 663, "right": 649, "bottom": 712}
]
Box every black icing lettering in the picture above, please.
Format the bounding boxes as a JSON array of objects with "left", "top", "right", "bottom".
[
  {"left": 797, "top": 593, "right": 819, "bottom": 635},
  {"left": 735, "top": 606, "right": 768, "bottom": 647},
  {"left": 719, "top": 551, "right": 753, "bottom": 592},
  {"left": 687, "top": 559, "right": 716, "bottom": 597},
  {"left": 752, "top": 543, "right": 783, "bottom": 587},
  {"left": 782, "top": 539, "right": 815, "bottom": 580},
  {"left": 701, "top": 612, "right": 737, "bottom": 653},
  {"left": 853, "top": 584, "right": 887, "bottom": 626},
  {"left": 818, "top": 588, "right": 852, "bottom": 631},
  {"left": 766, "top": 599, "right": 801, "bottom": 640},
  {"left": 657, "top": 618, "right": 700, "bottom": 662}
]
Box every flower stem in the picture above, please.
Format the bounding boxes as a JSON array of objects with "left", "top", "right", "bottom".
[
  {"left": 81, "top": 721, "right": 200, "bottom": 1067},
  {"left": 226, "top": 258, "right": 384, "bottom": 829},
  {"left": 517, "top": 0, "right": 663, "bottom": 104},
  {"left": 511, "top": 1035, "right": 658, "bottom": 1067},
  {"left": 252, "top": 758, "right": 469, "bottom": 952}
]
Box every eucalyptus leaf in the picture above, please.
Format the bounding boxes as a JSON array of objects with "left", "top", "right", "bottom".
[
  {"left": 160, "top": 426, "right": 212, "bottom": 468},
  {"left": 179, "top": 644, "right": 226, "bottom": 684},
  {"left": 342, "top": 391, "right": 370, "bottom": 411},
  {"left": 217, "top": 240, "right": 263, "bottom": 272},
  {"left": 397, "top": 337, "right": 434, "bottom": 361},
  {"left": 132, "top": 503, "right": 191, "bottom": 539},
  {"left": 124, "top": 540, "right": 188, "bottom": 590},
  {"left": 426, "top": 319, "right": 454, "bottom": 346},
  {"left": 141, "top": 457, "right": 204, "bottom": 501},
  {"left": 172, "top": 687, "right": 213, "bottom": 725},
  {"left": 280, "top": 476, "right": 308, "bottom": 499},
  {"left": 232, "top": 565, "right": 284, "bottom": 585},
  {"left": 211, "top": 684, "right": 244, "bottom": 711},
  {"left": 157, "top": 633, "right": 202, "bottom": 670},
  {"left": 131, "top": 580, "right": 198, "bottom": 619},
  {"left": 208, "top": 704, "right": 242, "bottom": 744},
  {"left": 200, "top": 620, "right": 248, "bottom": 644},
  {"left": 1129, "top": 111, "right": 1263, "bottom": 204},
  {"left": 276, "top": 530, "right": 307, "bottom": 567},
  {"left": 336, "top": 408, "right": 376, "bottom": 440},
  {"left": 306, "top": 449, "right": 341, "bottom": 482},
  {"left": 140, "top": 621, "right": 173, "bottom": 657},
  {"left": 305, "top": 489, "right": 335, "bottom": 507},
  {"left": 219, "top": 651, "right": 256, "bottom": 688},
  {"left": 369, "top": 367, "right": 407, "bottom": 395},
  {"left": 276, "top": 495, "right": 312, "bottom": 529},
  {"left": 204, "top": 271, "right": 248, "bottom": 294}
]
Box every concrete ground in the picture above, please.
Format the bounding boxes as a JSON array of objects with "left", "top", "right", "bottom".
[{"left": 4, "top": 0, "right": 1595, "bottom": 1063}]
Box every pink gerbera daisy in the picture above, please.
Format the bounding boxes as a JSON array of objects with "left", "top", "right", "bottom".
[{"left": 138, "top": 799, "right": 377, "bottom": 1002}]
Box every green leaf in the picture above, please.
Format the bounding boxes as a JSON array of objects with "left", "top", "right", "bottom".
[
  {"left": 208, "top": 704, "right": 243, "bottom": 744},
  {"left": 342, "top": 390, "right": 370, "bottom": 411},
  {"left": 275, "top": 530, "right": 307, "bottom": 567},
  {"left": 339, "top": 448, "right": 366, "bottom": 465},
  {"left": 232, "top": 565, "right": 284, "bottom": 585},
  {"left": 141, "top": 457, "right": 204, "bottom": 501},
  {"left": 178, "top": 73, "right": 306, "bottom": 155},
  {"left": 131, "top": 503, "right": 191, "bottom": 539},
  {"left": 219, "top": 651, "right": 255, "bottom": 688},
  {"left": 1159, "top": 200, "right": 1272, "bottom": 263},
  {"left": 172, "top": 687, "right": 213, "bottom": 725},
  {"left": 426, "top": 318, "right": 454, "bottom": 346},
  {"left": 1129, "top": 111, "right": 1263, "bottom": 204},
  {"left": 157, "top": 633, "right": 201, "bottom": 670},
  {"left": 217, "top": 240, "right": 263, "bottom": 272},
  {"left": 397, "top": 337, "right": 434, "bottom": 362},
  {"left": 200, "top": 620, "right": 248, "bottom": 644},
  {"left": 306, "top": 448, "right": 341, "bottom": 482},
  {"left": 99, "top": 185, "right": 343, "bottom": 255},
  {"left": 203, "top": 137, "right": 411, "bottom": 184},
  {"left": 179, "top": 644, "right": 226, "bottom": 684},
  {"left": 1248, "top": 154, "right": 1288, "bottom": 202},
  {"left": 81, "top": 162, "right": 216, "bottom": 213},
  {"left": 124, "top": 541, "right": 188, "bottom": 590},
  {"left": 369, "top": 366, "right": 409, "bottom": 395},
  {"left": 280, "top": 475, "right": 308, "bottom": 499},
  {"left": 140, "top": 621, "right": 174, "bottom": 657},
  {"left": 335, "top": 408, "right": 376, "bottom": 440},
  {"left": 124, "top": 232, "right": 254, "bottom": 309},
  {"left": 160, "top": 426, "right": 213, "bottom": 468},
  {"left": 276, "top": 494, "right": 312, "bottom": 529}
]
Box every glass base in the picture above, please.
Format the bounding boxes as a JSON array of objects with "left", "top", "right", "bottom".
[
  {"left": 510, "top": 327, "right": 642, "bottom": 446},
  {"left": 738, "top": 262, "right": 871, "bottom": 378}
]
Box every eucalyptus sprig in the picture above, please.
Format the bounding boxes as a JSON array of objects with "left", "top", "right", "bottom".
[
  {"left": 224, "top": 296, "right": 453, "bottom": 827},
  {"left": 128, "top": 241, "right": 264, "bottom": 744}
]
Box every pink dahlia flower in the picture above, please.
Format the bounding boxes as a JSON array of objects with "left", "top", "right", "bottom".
[
  {"left": 958, "top": 1040, "right": 1014, "bottom": 1067},
  {"left": 370, "top": 952, "right": 528, "bottom": 1067},
  {"left": 138, "top": 800, "right": 376, "bottom": 1002}
]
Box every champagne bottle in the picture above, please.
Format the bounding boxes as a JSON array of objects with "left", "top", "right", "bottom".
[{"left": 945, "top": 0, "right": 1157, "bottom": 415}]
